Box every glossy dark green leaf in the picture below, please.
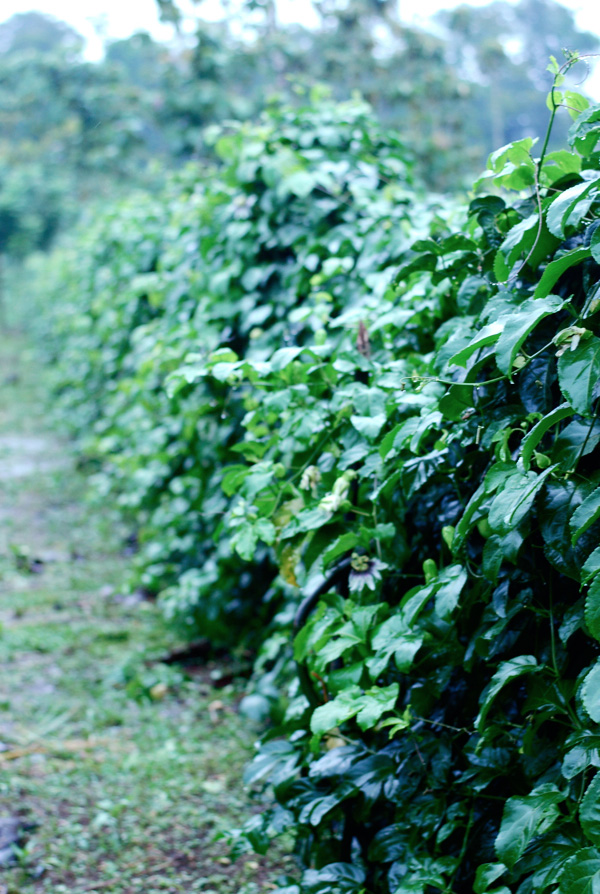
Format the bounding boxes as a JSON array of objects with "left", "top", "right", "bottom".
[
  {"left": 520, "top": 403, "right": 573, "bottom": 471},
  {"left": 582, "top": 774, "right": 600, "bottom": 845},
  {"left": 558, "top": 336, "right": 600, "bottom": 414},
  {"left": 495, "top": 295, "right": 563, "bottom": 375},
  {"left": 571, "top": 488, "right": 600, "bottom": 544},
  {"left": 534, "top": 247, "right": 591, "bottom": 300},
  {"left": 476, "top": 655, "right": 540, "bottom": 731},
  {"left": 558, "top": 848, "right": 600, "bottom": 894},
  {"left": 495, "top": 784, "right": 564, "bottom": 869},
  {"left": 582, "top": 661, "right": 600, "bottom": 724}
]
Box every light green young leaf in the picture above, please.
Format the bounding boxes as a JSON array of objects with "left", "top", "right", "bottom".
[
  {"left": 310, "top": 683, "right": 399, "bottom": 737},
  {"left": 355, "top": 683, "right": 400, "bottom": 730}
]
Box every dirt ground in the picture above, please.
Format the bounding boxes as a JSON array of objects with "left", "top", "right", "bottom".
[{"left": 0, "top": 336, "right": 290, "bottom": 893}]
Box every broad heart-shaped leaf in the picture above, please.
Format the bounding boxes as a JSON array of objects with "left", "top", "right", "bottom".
[
  {"left": 582, "top": 660, "right": 600, "bottom": 723},
  {"left": 558, "top": 336, "right": 600, "bottom": 414},
  {"left": 586, "top": 577, "right": 600, "bottom": 642},
  {"left": 546, "top": 177, "right": 600, "bottom": 237},
  {"left": 487, "top": 466, "right": 556, "bottom": 534},
  {"left": 534, "top": 246, "right": 591, "bottom": 300},
  {"left": 519, "top": 403, "right": 574, "bottom": 471},
  {"left": 571, "top": 488, "right": 600, "bottom": 544},
  {"left": 582, "top": 774, "right": 600, "bottom": 845},
  {"left": 494, "top": 295, "right": 564, "bottom": 375},
  {"left": 495, "top": 784, "right": 564, "bottom": 869},
  {"left": 476, "top": 655, "right": 540, "bottom": 731},
  {"left": 558, "top": 848, "right": 600, "bottom": 894}
]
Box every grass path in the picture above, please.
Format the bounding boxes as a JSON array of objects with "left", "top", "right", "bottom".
[{"left": 0, "top": 337, "right": 285, "bottom": 893}]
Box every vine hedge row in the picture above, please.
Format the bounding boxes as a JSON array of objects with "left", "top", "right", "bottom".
[{"left": 44, "top": 75, "right": 600, "bottom": 893}]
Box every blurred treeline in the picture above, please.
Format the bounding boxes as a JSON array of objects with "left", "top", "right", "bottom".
[{"left": 0, "top": 0, "right": 598, "bottom": 262}]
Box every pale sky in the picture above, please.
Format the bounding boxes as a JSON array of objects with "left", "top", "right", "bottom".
[{"left": 1, "top": 0, "right": 598, "bottom": 59}]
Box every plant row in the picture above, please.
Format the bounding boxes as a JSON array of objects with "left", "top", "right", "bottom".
[{"left": 42, "top": 78, "right": 600, "bottom": 893}]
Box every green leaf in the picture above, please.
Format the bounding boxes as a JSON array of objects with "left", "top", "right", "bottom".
[
  {"left": 232, "top": 523, "right": 257, "bottom": 561},
  {"left": 448, "top": 321, "right": 504, "bottom": 369},
  {"left": 322, "top": 533, "right": 360, "bottom": 568},
  {"left": 355, "top": 683, "right": 399, "bottom": 730},
  {"left": 583, "top": 548, "right": 600, "bottom": 585},
  {"left": 270, "top": 346, "right": 305, "bottom": 371},
  {"left": 369, "top": 614, "right": 424, "bottom": 678},
  {"left": 310, "top": 683, "right": 399, "bottom": 738},
  {"left": 558, "top": 848, "right": 600, "bottom": 894},
  {"left": 495, "top": 784, "right": 564, "bottom": 869},
  {"left": 474, "top": 862, "right": 508, "bottom": 893},
  {"left": 433, "top": 564, "right": 468, "bottom": 619},
  {"left": 495, "top": 296, "right": 564, "bottom": 375},
  {"left": 476, "top": 655, "right": 540, "bottom": 731},
  {"left": 582, "top": 661, "right": 600, "bottom": 723},
  {"left": 368, "top": 824, "right": 405, "bottom": 862},
  {"left": 582, "top": 775, "right": 600, "bottom": 845},
  {"left": 519, "top": 403, "right": 574, "bottom": 471},
  {"left": 571, "top": 488, "right": 600, "bottom": 544},
  {"left": 586, "top": 577, "right": 600, "bottom": 642},
  {"left": 534, "top": 247, "right": 591, "bottom": 300},
  {"left": 546, "top": 178, "right": 600, "bottom": 238},
  {"left": 592, "top": 227, "right": 600, "bottom": 264},
  {"left": 488, "top": 466, "right": 556, "bottom": 534},
  {"left": 350, "top": 414, "right": 387, "bottom": 439},
  {"left": 558, "top": 337, "right": 600, "bottom": 414},
  {"left": 494, "top": 213, "right": 538, "bottom": 281},
  {"left": 221, "top": 465, "right": 250, "bottom": 497}
]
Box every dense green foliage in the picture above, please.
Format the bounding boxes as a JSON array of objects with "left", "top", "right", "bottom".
[
  {"left": 41, "top": 65, "right": 600, "bottom": 893},
  {"left": 0, "top": 0, "right": 597, "bottom": 264}
]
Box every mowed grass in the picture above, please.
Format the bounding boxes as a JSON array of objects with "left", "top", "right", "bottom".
[{"left": 0, "top": 336, "right": 289, "bottom": 893}]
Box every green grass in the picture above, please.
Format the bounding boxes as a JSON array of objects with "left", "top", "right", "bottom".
[{"left": 0, "top": 336, "right": 290, "bottom": 893}]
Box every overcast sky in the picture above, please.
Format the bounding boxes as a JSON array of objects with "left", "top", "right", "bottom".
[{"left": 1, "top": 0, "right": 599, "bottom": 58}]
